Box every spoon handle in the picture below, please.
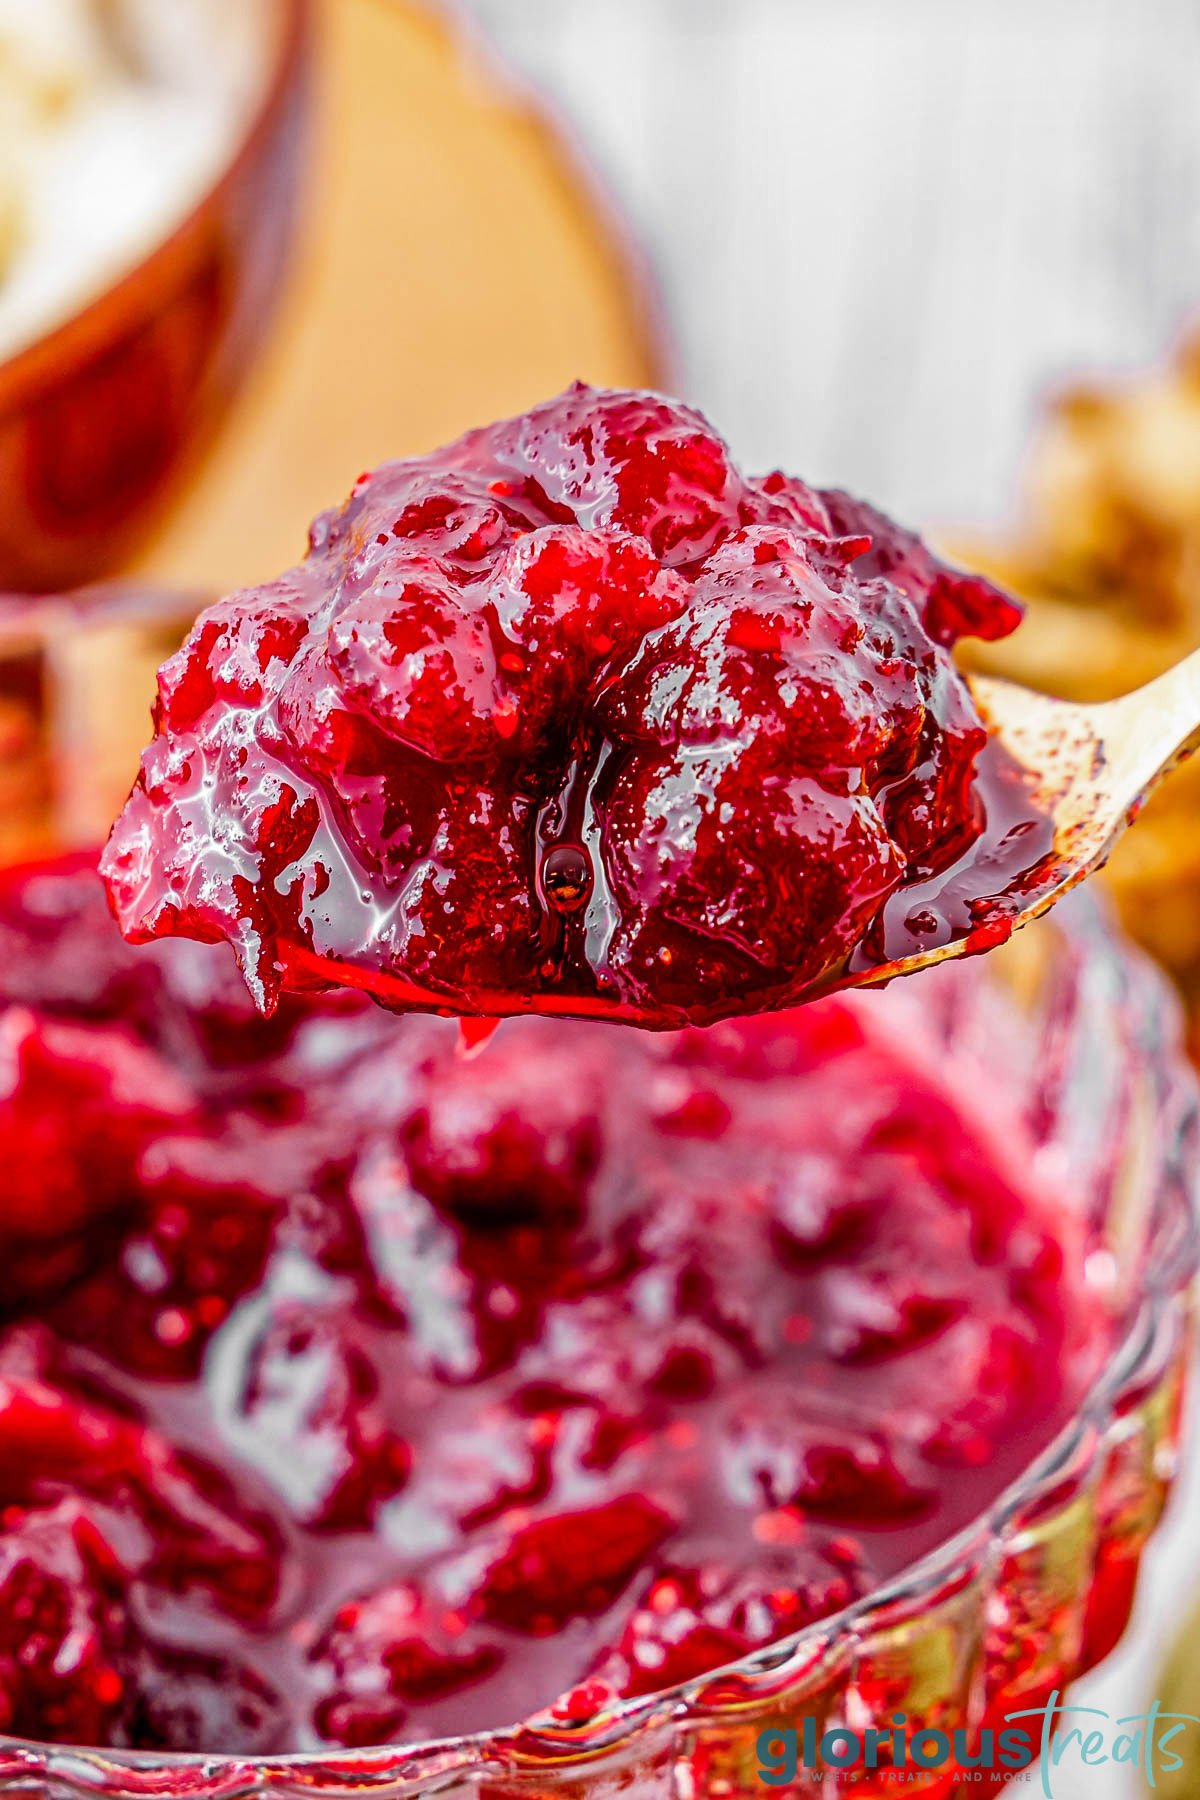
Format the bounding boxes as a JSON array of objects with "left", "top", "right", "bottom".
[{"left": 1096, "top": 643, "right": 1200, "bottom": 804}]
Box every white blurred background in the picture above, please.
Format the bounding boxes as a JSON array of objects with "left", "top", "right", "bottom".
[{"left": 463, "top": 0, "right": 1200, "bottom": 536}]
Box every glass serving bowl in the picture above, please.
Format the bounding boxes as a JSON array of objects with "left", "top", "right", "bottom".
[{"left": 0, "top": 588, "right": 1195, "bottom": 1799}]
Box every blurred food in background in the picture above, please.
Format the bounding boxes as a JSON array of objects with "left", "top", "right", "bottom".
[
  {"left": 0, "top": 0, "right": 670, "bottom": 599},
  {"left": 0, "top": 0, "right": 268, "bottom": 363},
  {"left": 959, "top": 329, "right": 1200, "bottom": 1047},
  {"left": 1007, "top": 328, "right": 1200, "bottom": 631},
  {"left": 0, "top": 0, "right": 306, "bottom": 594}
]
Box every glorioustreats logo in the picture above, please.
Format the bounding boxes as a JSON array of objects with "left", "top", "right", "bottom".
[{"left": 757, "top": 1693, "right": 1200, "bottom": 1789}]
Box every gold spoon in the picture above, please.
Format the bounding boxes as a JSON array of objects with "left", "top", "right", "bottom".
[{"left": 851, "top": 645, "right": 1200, "bottom": 988}]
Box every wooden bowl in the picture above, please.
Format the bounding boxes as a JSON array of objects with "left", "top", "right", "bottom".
[
  {"left": 132, "top": 0, "right": 673, "bottom": 595},
  {"left": 0, "top": 0, "right": 313, "bottom": 594}
]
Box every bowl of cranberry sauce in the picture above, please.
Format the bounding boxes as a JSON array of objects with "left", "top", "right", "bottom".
[{"left": 0, "top": 848, "right": 1195, "bottom": 1793}]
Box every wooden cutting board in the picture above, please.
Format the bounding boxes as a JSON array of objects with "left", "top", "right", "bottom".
[{"left": 132, "top": 0, "right": 668, "bottom": 592}]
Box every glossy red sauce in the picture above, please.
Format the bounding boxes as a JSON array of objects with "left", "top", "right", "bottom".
[
  {"left": 100, "top": 385, "right": 1040, "bottom": 1029},
  {"left": 0, "top": 858, "right": 1104, "bottom": 1752}
]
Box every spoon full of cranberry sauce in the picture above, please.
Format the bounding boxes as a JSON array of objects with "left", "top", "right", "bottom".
[{"left": 100, "top": 383, "right": 1196, "bottom": 1029}]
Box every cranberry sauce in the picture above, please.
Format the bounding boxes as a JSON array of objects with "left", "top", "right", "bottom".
[
  {"left": 0, "top": 858, "right": 1104, "bottom": 1752},
  {"left": 100, "top": 385, "right": 1039, "bottom": 1029}
]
